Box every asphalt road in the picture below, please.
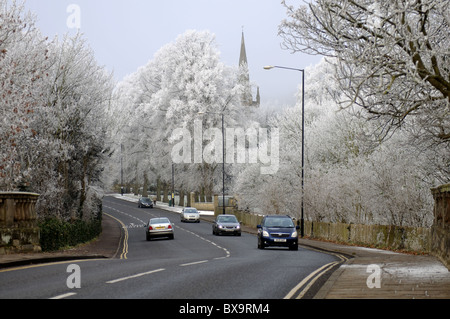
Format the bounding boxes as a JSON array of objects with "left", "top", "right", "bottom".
[{"left": 0, "top": 196, "right": 340, "bottom": 300}]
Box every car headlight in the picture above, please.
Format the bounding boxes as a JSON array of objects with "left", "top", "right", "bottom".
[
  {"left": 218, "top": 225, "right": 224, "bottom": 229},
  {"left": 262, "top": 230, "right": 269, "bottom": 237},
  {"left": 236, "top": 225, "right": 240, "bottom": 229},
  {"left": 291, "top": 231, "right": 298, "bottom": 238}
]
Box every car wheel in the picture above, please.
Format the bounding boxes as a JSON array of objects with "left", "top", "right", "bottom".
[
  {"left": 146, "top": 234, "right": 151, "bottom": 241},
  {"left": 258, "top": 238, "right": 264, "bottom": 249},
  {"left": 289, "top": 244, "right": 298, "bottom": 251}
]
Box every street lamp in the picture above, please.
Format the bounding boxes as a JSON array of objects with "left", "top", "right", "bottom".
[
  {"left": 172, "top": 163, "right": 175, "bottom": 207},
  {"left": 197, "top": 111, "right": 226, "bottom": 215},
  {"left": 264, "top": 65, "right": 305, "bottom": 238}
]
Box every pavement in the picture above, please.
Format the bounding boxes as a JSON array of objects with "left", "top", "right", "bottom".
[{"left": 1, "top": 197, "right": 449, "bottom": 299}]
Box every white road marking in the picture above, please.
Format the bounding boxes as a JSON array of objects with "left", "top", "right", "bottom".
[
  {"left": 179, "top": 260, "right": 209, "bottom": 267},
  {"left": 106, "top": 268, "right": 165, "bottom": 284},
  {"left": 49, "top": 292, "right": 77, "bottom": 299}
]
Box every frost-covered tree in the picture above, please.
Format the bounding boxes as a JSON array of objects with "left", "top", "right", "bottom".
[
  {"left": 279, "top": 0, "right": 450, "bottom": 145},
  {"left": 0, "top": 0, "right": 49, "bottom": 190},
  {"left": 35, "top": 34, "right": 114, "bottom": 220},
  {"left": 0, "top": 1, "right": 113, "bottom": 220},
  {"left": 109, "top": 30, "right": 252, "bottom": 201},
  {"left": 234, "top": 58, "right": 436, "bottom": 227}
]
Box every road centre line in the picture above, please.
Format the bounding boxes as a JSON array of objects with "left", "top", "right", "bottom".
[
  {"left": 104, "top": 202, "right": 231, "bottom": 275},
  {"left": 179, "top": 260, "right": 209, "bottom": 267},
  {"left": 104, "top": 201, "right": 348, "bottom": 298},
  {"left": 105, "top": 199, "right": 231, "bottom": 259},
  {"left": 106, "top": 268, "right": 165, "bottom": 284},
  {"left": 179, "top": 228, "right": 231, "bottom": 258},
  {"left": 50, "top": 292, "right": 77, "bottom": 299}
]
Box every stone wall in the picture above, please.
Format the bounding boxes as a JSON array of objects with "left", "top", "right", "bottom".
[
  {"left": 0, "top": 192, "right": 41, "bottom": 254},
  {"left": 430, "top": 184, "right": 450, "bottom": 269},
  {"left": 213, "top": 195, "right": 238, "bottom": 216},
  {"left": 226, "top": 184, "right": 449, "bottom": 262},
  {"left": 189, "top": 192, "right": 215, "bottom": 212},
  {"left": 231, "top": 209, "right": 264, "bottom": 226},
  {"left": 304, "top": 221, "right": 431, "bottom": 253},
  {"left": 230, "top": 211, "right": 432, "bottom": 254}
]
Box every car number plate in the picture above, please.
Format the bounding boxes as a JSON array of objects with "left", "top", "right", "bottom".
[
  {"left": 274, "top": 238, "right": 286, "bottom": 242},
  {"left": 155, "top": 226, "right": 165, "bottom": 229}
]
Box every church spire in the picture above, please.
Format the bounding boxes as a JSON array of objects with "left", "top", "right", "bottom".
[
  {"left": 238, "top": 28, "right": 260, "bottom": 107},
  {"left": 239, "top": 29, "right": 248, "bottom": 67}
]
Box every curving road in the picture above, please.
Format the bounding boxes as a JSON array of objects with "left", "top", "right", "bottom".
[{"left": 0, "top": 196, "right": 343, "bottom": 300}]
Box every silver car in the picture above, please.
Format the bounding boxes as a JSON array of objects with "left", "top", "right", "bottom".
[
  {"left": 146, "top": 217, "right": 174, "bottom": 241},
  {"left": 212, "top": 214, "right": 241, "bottom": 236},
  {"left": 180, "top": 207, "right": 200, "bottom": 223}
]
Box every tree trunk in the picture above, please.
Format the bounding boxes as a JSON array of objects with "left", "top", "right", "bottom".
[
  {"left": 179, "top": 190, "right": 185, "bottom": 207},
  {"left": 142, "top": 172, "right": 148, "bottom": 197},
  {"left": 163, "top": 182, "right": 169, "bottom": 203},
  {"left": 156, "top": 177, "right": 162, "bottom": 201}
]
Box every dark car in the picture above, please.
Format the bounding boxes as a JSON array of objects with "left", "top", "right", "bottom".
[
  {"left": 138, "top": 197, "right": 153, "bottom": 208},
  {"left": 212, "top": 214, "right": 241, "bottom": 236},
  {"left": 257, "top": 215, "right": 299, "bottom": 250}
]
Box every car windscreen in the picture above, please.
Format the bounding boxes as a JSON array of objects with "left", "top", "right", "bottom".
[
  {"left": 141, "top": 197, "right": 151, "bottom": 202},
  {"left": 184, "top": 209, "right": 198, "bottom": 214},
  {"left": 264, "top": 218, "right": 294, "bottom": 228},
  {"left": 218, "top": 216, "right": 238, "bottom": 223}
]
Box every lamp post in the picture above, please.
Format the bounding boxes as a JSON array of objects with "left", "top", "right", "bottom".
[
  {"left": 198, "top": 111, "right": 226, "bottom": 215},
  {"left": 264, "top": 65, "right": 305, "bottom": 238},
  {"left": 172, "top": 163, "right": 175, "bottom": 207}
]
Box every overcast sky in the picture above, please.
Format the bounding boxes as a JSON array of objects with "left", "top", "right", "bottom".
[{"left": 23, "top": 0, "right": 322, "bottom": 106}]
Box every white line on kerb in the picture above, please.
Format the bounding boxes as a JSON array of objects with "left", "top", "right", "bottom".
[{"left": 106, "top": 268, "right": 165, "bottom": 284}]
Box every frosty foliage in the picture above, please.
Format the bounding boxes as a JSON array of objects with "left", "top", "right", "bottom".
[
  {"left": 106, "top": 30, "right": 256, "bottom": 201},
  {"left": 233, "top": 0, "right": 450, "bottom": 227},
  {"left": 3, "top": 1, "right": 441, "bottom": 228},
  {"left": 107, "top": 27, "right": 443, "bottom": 227},
  {"left": 0, "top": 1, "right": 113, "bottom": 221},
  {"left": 279, "top": 0, "right": 450, "bottom": 146},
  {"left": 234, "top": 58, "right": 439, "bottom": 227}
]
